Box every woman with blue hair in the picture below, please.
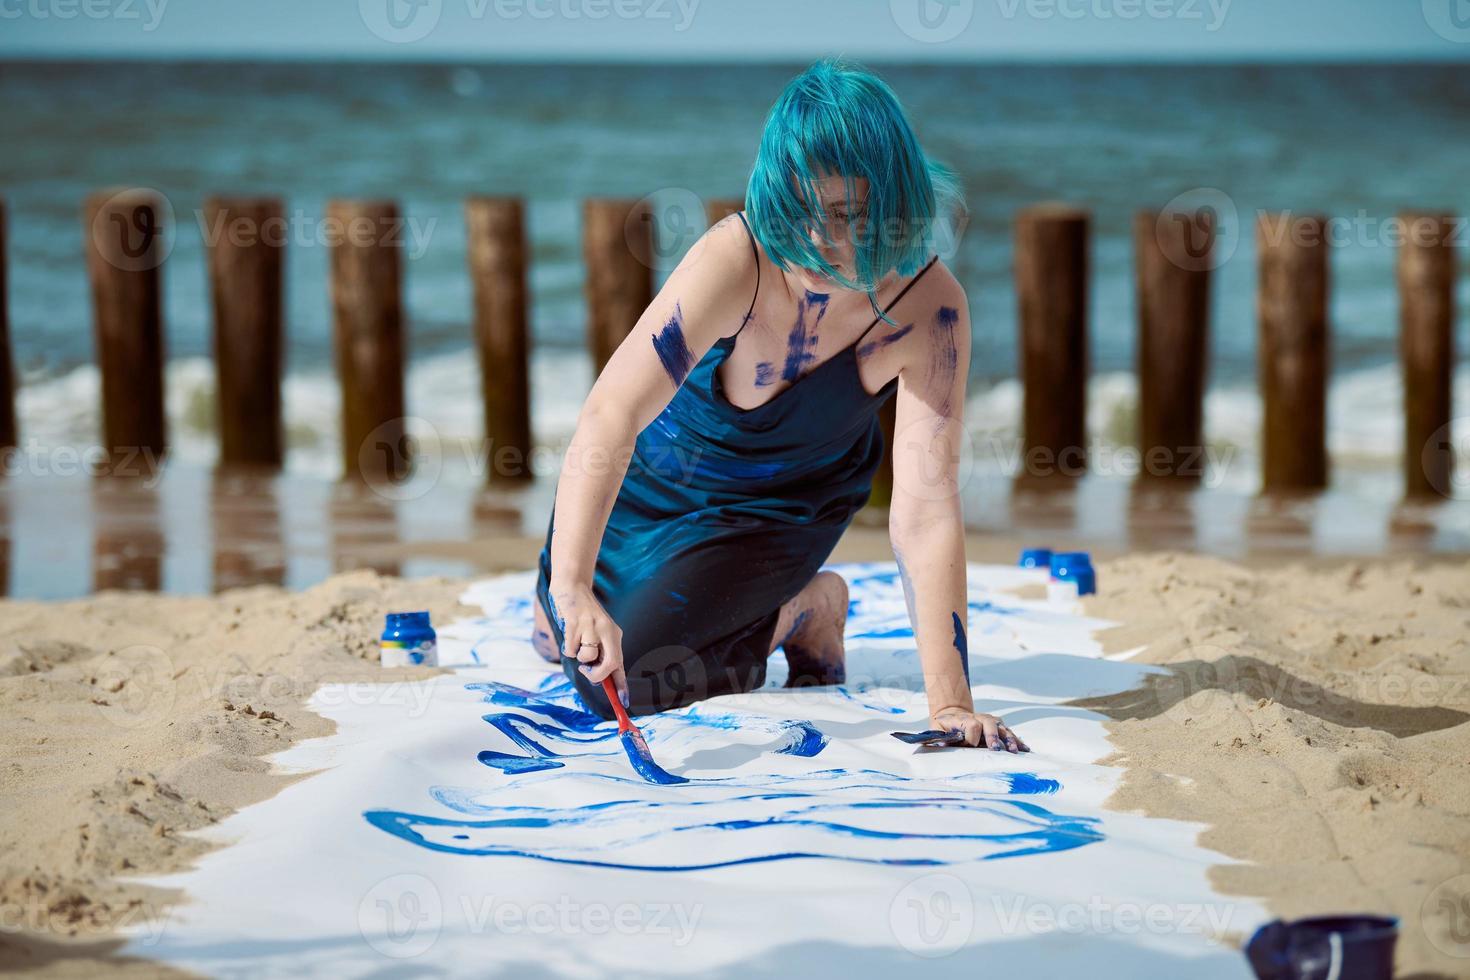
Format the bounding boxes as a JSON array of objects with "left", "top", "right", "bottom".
[{"left": 533, "top": 58, "right": 1026, "bottom": 753}]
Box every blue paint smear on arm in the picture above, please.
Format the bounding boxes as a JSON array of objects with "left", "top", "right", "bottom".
[
  {"left": 952, "top": 611, "right": 971, "bottom": 685},
  {"left": 651, "top": 303, "right": 696, "bottom": 388}
]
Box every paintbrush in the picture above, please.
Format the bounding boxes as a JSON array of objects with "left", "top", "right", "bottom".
[{"left": 601, "top": 676, "right": 687, "bottom": 785}]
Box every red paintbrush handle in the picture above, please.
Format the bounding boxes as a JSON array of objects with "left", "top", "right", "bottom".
[{"left": 602, "top": 675, "right": 634, "bottom": 732}]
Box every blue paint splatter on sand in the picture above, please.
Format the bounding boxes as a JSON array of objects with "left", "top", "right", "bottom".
[{"left": 652, "top": 304, "right": 696, "bottom": 387}]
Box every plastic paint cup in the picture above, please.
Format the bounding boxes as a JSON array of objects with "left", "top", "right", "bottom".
[
  {"left": 1048, "top": 551, "right": 1096, "bottom": 600},
  {"left": 1018, "top": 548, "right": 1053, "bottom": 570},
  {"left": 381, "top": 611, "right": 437, "bottom": 668},
  {"left": 1245, "top": 915, "right": 1398, "bottom": 980}
]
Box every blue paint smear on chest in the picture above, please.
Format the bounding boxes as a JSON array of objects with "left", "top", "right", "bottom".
[
  {"left": 855, "top": 322, "right": 914, "bottom": 360},
  {"left": 754, "top": 362, "right": 775, "bottom": 387},
  {"left": 781, "top": 291, "right": 829, "bottom": 381}
]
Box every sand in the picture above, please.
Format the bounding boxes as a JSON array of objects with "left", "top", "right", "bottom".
[
  {"left": 1, "top": 535, "right": 1467, "bottom": 977},
  {"left": 1079, "top": 554, "right": 1470, "bottom": 978}
]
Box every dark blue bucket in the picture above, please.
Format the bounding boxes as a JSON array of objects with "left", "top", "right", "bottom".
[{"left": 1245, "top": 915, "right": 1398, "bottom": 980}]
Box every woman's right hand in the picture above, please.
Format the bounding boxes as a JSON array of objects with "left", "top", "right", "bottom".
[{"left": 547, "top": 582, "right": 627, "bottom": 706}]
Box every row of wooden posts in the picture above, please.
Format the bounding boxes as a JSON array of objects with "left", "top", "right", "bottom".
[{"left": 0, "top": 194, "right": 1458, "bottom": 498}]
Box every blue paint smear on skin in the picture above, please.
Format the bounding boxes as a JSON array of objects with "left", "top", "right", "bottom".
[
  {"left": 928, "top": 306, "right": 961, "bottom": 416},
  {"left": 952, "top": 612, "right": 971, "bottom": 685},
  {"left": 855, "top": 322, "right": 914, "bottom": 360},
  {"left": 781, "top": 291, "right": 829, "bottom": 381},
  {"left": 754, "top": 362, "right": 775, "bottom": 387},
  {"left": 651, "top": 304, "right": 696, "bottom": 388}
]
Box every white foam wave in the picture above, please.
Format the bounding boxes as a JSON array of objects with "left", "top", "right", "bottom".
[{"left": 11, "top": 354, "right": 1469, "bottom": 498}]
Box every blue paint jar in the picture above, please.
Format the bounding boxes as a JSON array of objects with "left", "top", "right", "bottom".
[
  {"left": 1245, "top": 914, "right": 1397, "bottom": 980},
  {"left": 1018, "top": 548, "right": 1053, "bottom": 570},
  {"left": 1049, "top": 552, "right": 1097, "bottom": 598},
  {"left": 381, "top": 611, "right": 437, "bottom": 668}
]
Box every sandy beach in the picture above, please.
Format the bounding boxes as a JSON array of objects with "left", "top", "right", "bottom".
[{"left": 1, "top": 528, "right": 1466, "bottom": 976}]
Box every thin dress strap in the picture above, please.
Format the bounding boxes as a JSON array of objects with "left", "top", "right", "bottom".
[
  {"left": 733, "top": 212, "right": 760, "bottom": 338},
  {"left": 852, "top": 255, "right": 940, "bottom": 348}
]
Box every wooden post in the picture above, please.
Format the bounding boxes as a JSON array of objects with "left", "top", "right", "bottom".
[
  {"left": 466, "top": 197, "right": 532, "bottom": 483},
  {"left": 1135, "top": 208, "right": 1214, "bottom": 480},
  {"left": 583, "top": 198, "right": 653, "bottom": 374},
  {"left": 1257, "top": 213, "right": 1329, "bottom": 492},
  {"left": 327, "top": 199, "right": 407, "bottom": 482},
  {"left": 85, "top": 189, "right": 167, "bottom": 471},
  {"left": 705, "top": 198, "right": 744, "bottom": 227},
  {"left": 204, "top": 197, "right": 285, "bottom": 468},
  {"left": 1015, "top": 205, "right": 1090, "bottom": 480},
  {"left": 1398, "top": 211, "right": 1457, "bottom": 498},
  {"left": 0, "top": 200, "right": 14, "bottom": 451}
]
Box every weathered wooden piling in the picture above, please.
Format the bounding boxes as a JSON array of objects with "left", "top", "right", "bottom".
[
  {"left": 1397, "top": 211, "right": 1457, "bottom": 498},
  {"left": 327, "top": 199, "right": 407, "bottom": 482},
  {"left": 204, "top": 197, "right": 285, "bottom": 468},
  {"left": 1257, "top": 213, "right": 1329, "bottom": 492},
  {"left": 466, "top": 197, "right": 532, "bottom": 483},
  {"left": 84, "top": 189, "right": 168, "bottom": 470},
  {"left": 1135, "top": 208, "right": 1215, "bottom": 480},
  {"left": 0, "top": 200, "right": 14, "bottom": 451},
  {"left": 583, "top": 198, "right": 654, "bottom": 374},
  {"left": 1015, "top": 205, "right": 1090, "bottom": 479}
]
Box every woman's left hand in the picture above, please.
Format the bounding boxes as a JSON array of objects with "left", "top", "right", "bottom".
[{"left": 933, "top": 706, "right": 1029, "bottom": 753}]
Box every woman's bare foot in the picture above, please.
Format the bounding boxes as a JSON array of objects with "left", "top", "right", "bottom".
[
  {"left": 531, "top": 598, "right": 560, "bottom": 664},
  {"left": 773, "top": 571, "right": 848, "bottom": 687}
]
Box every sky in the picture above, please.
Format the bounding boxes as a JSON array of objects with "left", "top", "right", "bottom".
[{"left": 1, "top": 0, "right": 1467, "bottom": 61}]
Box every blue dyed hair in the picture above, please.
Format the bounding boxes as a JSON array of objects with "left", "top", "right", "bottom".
[{"left": 745, "top": 59, "right": 963, "bottom": 310}]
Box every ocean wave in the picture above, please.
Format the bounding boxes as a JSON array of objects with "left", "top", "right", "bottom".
[{"left": 11, "top": 353, "right": 1468, "bottom": 499}]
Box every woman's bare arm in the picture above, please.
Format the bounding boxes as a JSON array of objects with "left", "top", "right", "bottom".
[
  {"left": 887, "top": 275, "right": 1027, "bottom": 752},
  {"left": 547, "top": 215, "right": 756, "bottom": 698}
]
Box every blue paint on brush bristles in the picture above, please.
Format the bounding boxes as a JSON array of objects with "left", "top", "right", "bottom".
[{"left": 616, "top": 727, "right": 688, "bottom": 785}]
